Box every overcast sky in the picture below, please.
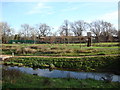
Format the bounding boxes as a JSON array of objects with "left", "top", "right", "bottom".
[{"left": 1, "top": 1, "right": 118, "bottom": 34}]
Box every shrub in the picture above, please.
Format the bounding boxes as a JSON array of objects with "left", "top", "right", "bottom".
[
  {"left": 15, "top": 47, "right": 37, "bottom": 54},
  {"left": 64, "top": 49, "right": 73, "bottom": 53},
  {"left": 74, "top": 49, "right": 91, "bottom": 53},
  {"left": 29, "top": 46, "right": 43, "bottom": 49},
  {"left": 97, "top": 52, "right": 105, "bottom": 55},
  {"left": 2, "top": 69, "right": 23, "bottom": 80},
  {"left": 50, "top": 47, "right": 59, "bottom": 50}
]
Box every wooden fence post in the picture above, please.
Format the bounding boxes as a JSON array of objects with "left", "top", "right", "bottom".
[{"left": 87, "top": 32, "right": 92, "bottom": 47}]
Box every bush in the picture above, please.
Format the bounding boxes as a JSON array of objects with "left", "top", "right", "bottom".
[
  {"left": 74, "top": 49, "right": 91, "bottom": 53},
  {"left": 50, "top": 47, "right": 59, "bottom": 50},
  {"left": 64, "top": 49, "right": 73, "bottom": 53},
  {"left": 15, "top": 47, "right": 37, "bottom": 54},
  {"left": 97, "top": 52, "right": 105, "bottom": 55}
]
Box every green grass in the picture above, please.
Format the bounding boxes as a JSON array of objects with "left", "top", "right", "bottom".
[{"left": 2, "top": 69, "right": 120, "bottom": 88}]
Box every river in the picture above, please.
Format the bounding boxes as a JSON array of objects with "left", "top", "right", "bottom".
[{"left": 2, "top": 65, "right": 120, "bottom": 82}]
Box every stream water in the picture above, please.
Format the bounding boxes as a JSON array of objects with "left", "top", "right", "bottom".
[{"left": 2, "top": 65, "right": 120, "bottom": 82}]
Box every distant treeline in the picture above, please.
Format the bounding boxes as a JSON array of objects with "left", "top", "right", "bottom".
[{"left": 0, "top": 20, "right": 119, "bottom": 44}]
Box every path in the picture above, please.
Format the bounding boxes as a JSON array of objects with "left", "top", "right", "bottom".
[
  {"left": 1, "top": 54, "right": 119, "bottom": 60},
  {"left": 0, "top": 55, "right": 13, "bottom": 60},
  {"left": 14, "top": 54, "right": 120, "bottom": 58}
]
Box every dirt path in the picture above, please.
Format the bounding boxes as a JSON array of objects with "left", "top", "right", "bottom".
[
  {"left": 1, "top": 54, "right": 119, "bottom": 60},
  {"left": 13, "top": 54, "right": 120, "bottom": 58},
  {"left": 0, "top": 55, "right": 13, "bottom": 60}
]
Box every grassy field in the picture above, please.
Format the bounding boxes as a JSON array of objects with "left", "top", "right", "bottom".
[
  {"left": 2, "top": 69, "right": 120, "bottom": 88},
  {"left": 2, "top": 42, "right": 120, "bottom": 56},
  {"left": 2, "top": 42, "right": 120, "bottom": 88}
]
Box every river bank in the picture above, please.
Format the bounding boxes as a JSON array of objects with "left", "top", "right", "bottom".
[
  {"left": 4, "top": 56, "right": 120, "bottom": 75},
  {"left": 2, "top": 68, "right": 120, "bottom": 88}
]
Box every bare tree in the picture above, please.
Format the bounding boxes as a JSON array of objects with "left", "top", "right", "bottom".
[
  {"left": 100, "top": 21, "right": 117, "bottom": 42},
  {"left": 37, "top": 23, "right": 51, "bottom": 38},
  {"left": 70, "top": 20, "right": 88, "bottom": 36},
  {"left": 90, "top": 20, "right": 102, "bottom": 43},
  {"left": 90, "top": 20, "right": 117, "bottom": 42},
  {"left": 0, "top": 22, "right": 14, "bottom": 43},
  {"left": 59, "top": 20, "right": 70, "bottom": 36},
  {"left": 29, "top": 27, "right": 37, "bottom": 43},
  {"left": 20, "top": 24, "right": 33, "bottom": 40}
]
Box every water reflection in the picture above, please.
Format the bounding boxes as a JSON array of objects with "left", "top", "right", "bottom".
[{"left": 3, "top": 65, "right": 120, "bottom": 82}]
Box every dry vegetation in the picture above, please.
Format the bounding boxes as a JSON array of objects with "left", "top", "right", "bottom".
[{"left": 2, "top": 42, "right": 119, "bottom": 56}]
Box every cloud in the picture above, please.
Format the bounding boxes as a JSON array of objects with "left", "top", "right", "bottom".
[
  {"left": 85, "top": 11, "right": 118, "bottom": 29},
  {"left": 98, "top": 11, "right": 118, "bottom": 28},
  {"left": 35, "top": 3, "right": 50, "bottom": 9},
  {"left": 26, "top": 2, "right": 52, "bottom": 15},
  {"left": 99, "top": 11, "right": 118, "bottom": 22}
]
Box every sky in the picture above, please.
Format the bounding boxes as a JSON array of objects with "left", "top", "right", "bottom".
[{"left": 1, "top": 1, "right": 119, "bottom": 35}]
